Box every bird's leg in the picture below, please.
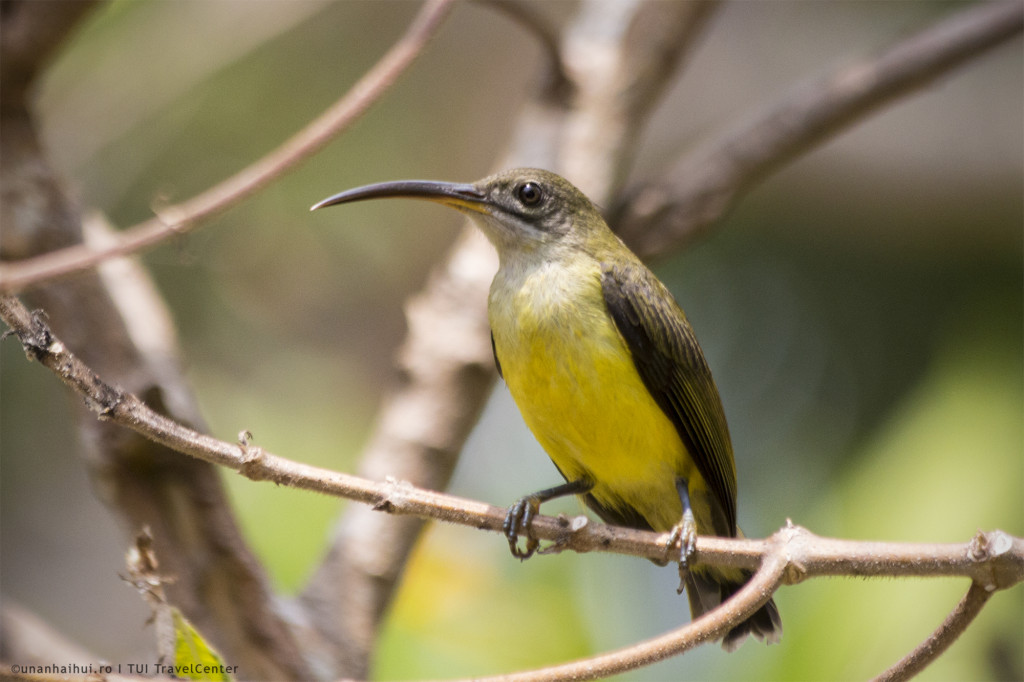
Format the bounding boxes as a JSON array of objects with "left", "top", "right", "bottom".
[
  {"left": 504, "top": 479, "right": 592, "bottom": 560},
  {"left": 669, "top": 477, "right": 698, "bottom": 595}
]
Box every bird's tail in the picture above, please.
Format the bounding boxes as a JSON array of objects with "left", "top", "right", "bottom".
[{"left": 684, "top": 570, "right": 782, "bottom": 652}]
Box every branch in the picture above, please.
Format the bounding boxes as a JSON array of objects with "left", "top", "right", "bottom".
[
  {"left": 466, "top": 542, "right": 789, "bottom": 682},
  {"left": 122, "top": 528, "right": 177, "bottom": 664},
  {"left": 0, "top": 0, "right": 455, "bottom": 294},
  {"left": 872, "top": 581, "right": 995, "bottom": 682},
  {"left": 4, "top": 221, "right": 312, "bottom": 677},
  {"left": 2, "top": 3, "right": 449, "bottom": 677},
  {"left": 298, "top": 2, "right": 720, "bottom": 675},
  {"left": 611, "top": 0, "right": 1024, "bottom": 258},
  {"left": 3, "top": 1, "right": 318, "bottom": 676},
  {"left": 3, "top": 292, "right": 1021, "bottom": 583},
  {"left": 3, "top": 293, "right": 1022, "bottom": 680}
]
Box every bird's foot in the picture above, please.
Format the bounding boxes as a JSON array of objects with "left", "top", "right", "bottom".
[
  {"left": 504, "top": 496, "right": 541, "bottom": 560},
  {"left": 668, "top": 507, "right": 697, "bottom": 595}
]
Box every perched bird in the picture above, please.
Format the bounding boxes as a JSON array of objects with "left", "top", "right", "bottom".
[{"left": 312, "top": 168, "right": 781, "bottom": 650}]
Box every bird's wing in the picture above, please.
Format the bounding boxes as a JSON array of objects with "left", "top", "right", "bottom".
[
  {"left": 491, "top": 332, "right": 503, "bottom": 378},
  {"left": 601, "top": 262, "right": 738, "bottom": 535}
]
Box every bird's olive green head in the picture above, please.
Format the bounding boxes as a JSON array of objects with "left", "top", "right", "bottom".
[{"left": 311, "top": 168, "right": 613, "bottom": 260}]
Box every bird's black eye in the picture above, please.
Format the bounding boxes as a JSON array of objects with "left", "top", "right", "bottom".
[{"left": 516, "top": 181, "right": 543, "bottom": 206}]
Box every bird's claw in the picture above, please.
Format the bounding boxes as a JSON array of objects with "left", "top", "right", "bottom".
[
  {"left": 504, "top": 496, "right": 541, "bottom": 560},
  {"left": 668, "top": 508, "right": 697, "bottom": 594}
]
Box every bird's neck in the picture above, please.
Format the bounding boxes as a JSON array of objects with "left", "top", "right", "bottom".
[{"left": 488, "top": 251, "right": 603, "bottom": 334}]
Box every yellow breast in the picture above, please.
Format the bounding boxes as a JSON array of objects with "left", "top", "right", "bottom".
[{"left": 488, "top": 258, "right": 699, "bottom": 532}]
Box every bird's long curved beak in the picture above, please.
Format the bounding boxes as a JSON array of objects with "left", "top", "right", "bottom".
[{"left": 310, "top": 180, "right": 489, "bottom": 214}]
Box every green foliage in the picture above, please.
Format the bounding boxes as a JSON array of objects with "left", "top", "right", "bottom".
[{"left": 171, "top": 608, "right": 233, "bottom": 681}]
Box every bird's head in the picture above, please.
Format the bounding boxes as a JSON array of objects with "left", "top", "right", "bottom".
[{"left": 312, "top": 168, "right": 613, "bottom": 263}]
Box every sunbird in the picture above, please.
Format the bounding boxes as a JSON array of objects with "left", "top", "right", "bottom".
[{"left": 312, "top": 168, "right": 781, "bottom": 650}]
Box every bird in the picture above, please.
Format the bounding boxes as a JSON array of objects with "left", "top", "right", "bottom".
[{"left": 312, "top": 168, "right": 781, "bottom": 650}]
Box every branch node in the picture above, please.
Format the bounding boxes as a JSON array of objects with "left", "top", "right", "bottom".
[
  {"left": 123, "top": 526, "right": 176, "bottom": 601},
  {"left": 783, "top": 560, "right": 809, "bottom": 585},
  {"left": 968, "top": 529, "right": 1023, "bottom": 591},
  {"left": 91, "top": 391, "right": 120, "bottom": 419},
  {"left": 567, "top": 513, "right": 589, "bottom": 532},
  {"left": 777, "top": 521, "right": 811, "bottom": 584},
  {"left": 237, "top": 430, "right": 268, "bottom": 480},
  {"left": 538, "top": 514, "right": 590, "bottom": 555},
  {"left": 373, "top": 498, "right": 396, "bottom": 513},
  {"left": 375, "top": 476, "right": 414, "bottom": 513},
  {"left": 151, "top": 198, "right": 191, "bottom": 235},
  {"left": 123, "top": 527, "right": 179, "bottom": 661}
]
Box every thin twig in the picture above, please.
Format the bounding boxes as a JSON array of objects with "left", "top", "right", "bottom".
[
  {"left": 872, "top": 581, "right": 996, "bottom": 682},
  {"left": 612, "top": 0, "right": 1024, "bottom": 257},
  {"left": 466, "top": 536, "right": 790, "bottom": 682},
  {"left": 0, "top": 0, "right": 455, "bottom": 294},
  {"left": 3, "top": 292, "right": 1022, "bottom": 587},
  {"left": 3, "top": 292, "right": 1023, "bottom": 680}
]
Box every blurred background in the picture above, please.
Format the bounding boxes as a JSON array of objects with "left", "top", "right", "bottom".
[{"left": 2, "top": 1, "right": 1021, "bottom": 680}]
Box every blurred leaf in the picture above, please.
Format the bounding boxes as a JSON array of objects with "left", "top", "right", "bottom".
[{"left": 171, "top": 607, "right": 233, "bottom": 681}]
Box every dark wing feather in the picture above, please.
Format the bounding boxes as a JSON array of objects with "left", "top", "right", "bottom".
[
  {"left": 601, "top": 263, "right": 738, "bottom": 536},
  {"left": 491, "top": 331, "right": 503, "bottom": 379}
]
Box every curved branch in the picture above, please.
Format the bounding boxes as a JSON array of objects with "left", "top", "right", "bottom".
[
  {"left": 3, "top": 292, "right": 1022, "bottom": 587},
  {"left": 872, "top": 581, "right": 995, "bottom": 682},
  {"left": 3, "top": 291, "right": 1023, "bottom": 680},
  {"left": 612, "top": 0, "right": 1024, "bottom": 258},
  {"left": 0, "top": 0, "right": 455, "bottom": 294},
  {"left": 468, "top": 540, "right": 789, "bottom": 682}
]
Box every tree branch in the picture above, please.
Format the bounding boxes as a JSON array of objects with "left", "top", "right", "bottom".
[
  {"left": 0, "top": 0, "right": 455, "bottom": 294},
  {"left": 3, "top": 291, "right": 1021, "bottom": 582},
  {"left": 872, "top": 581, "right": 995, "bottom": 682},
  {"left": 3, "top": 292, "right": 1021, "bottom": 679},
  {"left": 611, "top": 0, "right": 1024, "bottom": 257},
  {"left": 298, "top": 2, "right": 720, "bottom": 675},
  {"left": 1, "top": 3, "right": 461, "bottom": 675},
  {"left": 465, "top": 541, "right": 789, "bottom": 682},
  {"left": 2, "top": 1, "right": 319, "bottom": 675}
]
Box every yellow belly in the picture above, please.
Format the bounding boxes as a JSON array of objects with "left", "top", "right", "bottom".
[{"left": 489, "top": 259, "right": 705, "bottom": 533}]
